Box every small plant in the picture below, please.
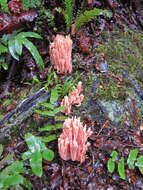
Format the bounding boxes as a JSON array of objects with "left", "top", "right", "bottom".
[
  {"left": 107, "top": 150, "right": 125, "bottom": 180},
  {"left": 0, "top": 0, "right": 9, "bottom": 13},
  {"left": 118, "top": 157, "right": 126, "bottom": 180},
  {"left": 107, "top": 150, "right": 118, "bottom": 173},
  {"left": 35, "top": 87, "right": 65, "bottom": 117},
  {"left": 22, "top": 133, "right": 54, "bottom": 177},
  {"left": 63, "top": 0, "right": 75, "bottom": 32},
  {"left": 127, "top": 148, "right": 138, "bottom": 169},
  {"left": 22, "top": 0, "right": 42, "bottom": 9},
  {"left": 0, "top": 144, "right": 32, "bottom": 190},
  {"left": 74, "top": 8, "right": 110, "bottom": 32},
  {"left": 2, "top": 31, "right": 44, "bottom": 71},
  {"left": 63, "top": 0, "right": 110, "bottom": 33},
  {"left": 0, "top": 43, "right": 8, "bottom": 71},
  {"left": 107, "top": 149, "right": 143, "bottom": 180}
]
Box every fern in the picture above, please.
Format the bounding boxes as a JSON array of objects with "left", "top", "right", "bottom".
[
  {"left": 22, "top": 0, "right": 42, "bottom": 9},
  {"left": 64, "top": 0, "right": 75, "bottom": 32},
  {"left": 7, "top": 31, "right": 44, "bottom": 70},
  {"left": 0, "top": 43, "right": 8, "bottom": 70},
  {"left": 0, "top": 43, "right": 8, "bottom": 55},
  {"left": 0, "top": 0, "right": 9, "bottom": 13},
  {"left": 74, "top": 8, "right": 110, "bottom": 32}
]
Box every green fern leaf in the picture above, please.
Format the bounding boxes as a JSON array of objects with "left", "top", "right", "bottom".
[
  {"left": 22, "top": 38, "right": 44, "bottom": 71},
  {"left": 8, "top": 39, "right": 19, "bottom": 61},
  {"left": 15, "top": 32, "right": 42, "bottom": 56},
  {"left": 0, "top": 44, "right": 8, "bottom": 55},
  {"left": 64, "top": 0, "right": 75, "bottom": 32},
  {"left": 17, "top": 32, "right": 42, "bottom": 39},
  {"left": 0, "top": 0, "right": 9, "bottom": 13},
  {"left": 22, "top": 0, "right": 42, "bottom": 9},
  {"left": 15, "top": 36, "right": 23, "bottom": 56},
  {"left": 74, "top": 8, "right": 109, "bottom": 32}
]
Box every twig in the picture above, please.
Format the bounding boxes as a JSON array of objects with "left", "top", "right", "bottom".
[
  {"left": 131, "top": 98, "right": 138, "bottom": 128},
  {"left": 96, "top": 120, "right": 109, "bottom": 137}
]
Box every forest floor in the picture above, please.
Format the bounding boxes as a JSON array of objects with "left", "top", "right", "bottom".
[{"left": 1, "top": 0, "right": 143, "bottom": 189}]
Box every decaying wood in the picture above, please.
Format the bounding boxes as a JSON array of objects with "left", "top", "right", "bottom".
[{"left": 0, "top": 87, "right": 50, "bottom": 144}]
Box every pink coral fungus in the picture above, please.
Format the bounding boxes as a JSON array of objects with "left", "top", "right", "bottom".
[
  {"left": 49, "top": 34, "right": 72, "bottom": 74},
  {"left": 61, "top": 82, "right": 84, "bottom": 115},
  {"left": 58, "top": 117, "right": 92, "bottom": 163},
  {"left": 60, "top": 96, "right": 72, "bottom": 115},
  {"left": 68, "top": 81, "right": 84, "bottom": 107}
]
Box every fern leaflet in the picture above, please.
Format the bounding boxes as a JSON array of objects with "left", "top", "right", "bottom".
[
  {"left": 74, "top": 8, "right": 110, "bottom": 32},
  {"left": 22, "top": 0, "right": 42, "bottom": 9},
  {"left": 0, "top": 44, "right": 8, "bottom": 55}
]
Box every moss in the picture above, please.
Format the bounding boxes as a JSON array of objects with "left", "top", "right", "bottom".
[{"left": 95, "top": 30, "right": 143, "bottom": 101}]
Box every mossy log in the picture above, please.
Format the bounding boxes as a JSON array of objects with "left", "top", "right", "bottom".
[{"left": 0, "top": 88, "right": 50, "bottom": 144}]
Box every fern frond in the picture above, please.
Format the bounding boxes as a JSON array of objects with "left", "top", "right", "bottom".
[
  {"left": 0, "top": 44, "right": 8, "bottom": 55},
  {"left": 74, "top": 8, "right": 109, "bottom": 32},
  {"left": 22, "top": 0, "right": 42, "bottom": 9},
  {"left": 0, "top": 0, "right": 9, "bottom": 13},
  {"left": 0, "top": 56, "right": 8, "bottom": 70},
  {"left": 64, "top": 0, "right": 75, "bottom": 32}
]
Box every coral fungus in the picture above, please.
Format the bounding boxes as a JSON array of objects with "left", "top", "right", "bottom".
[
  {"left": 49, "top": 34, "right": 72, "bottom": 74},
  {"left": 61, "top": 96, "right": 72, "bottom": 115},
  {"left": 61, "top": 81, "right": 84, "bottom": 115},
  {"left": 58, "top": 117, "right": 92, "bottom": 163},
  {"left": 68, "top": 81, "right": 84, "bottom": 107}
]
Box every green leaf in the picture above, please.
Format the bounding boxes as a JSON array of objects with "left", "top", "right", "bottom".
[
  {"left": 45, "top": 67, "right": 53, "bottom": 90},
  {"left": 75, "top": 8, "right": 106, "bottom": 32},
  {"left": 50, "top": 88, "right": 58, "bottom": 104},
  {"left": 3, "top": 99, "right": 12, "bottom": 107},
  {"left": 17, "top": 32, "right": 42, "bottom": 40},
  {"left": 135, "top": 155, "right": 143, "bottom": 168},
  {"left": 118, "top": 157, "right": 126, "bottom": 180},
  {"left": 8, "top": 39, "right": 19, "bottom": 61},
  {"left": 22, "top": 0, "right": 42, "bottom": 9},
  {"left": 10, "top": 161, "right": 24, "bottom": 174},
  {"left": 30, "top": 151, "right": 42, "bottom": 177},
  {"left": 0, "top": 144, "right": 3, "bottom": 158},
  {"left": 35, "top": 109, "right": 55, "bottom": 117},
  {"left": 22, "top": 38, "right": 44, "bottom": 71},
  {"left": 111, "top": 150, "right": 118, "bottom": 162},
  {"left": 15, "top": 36, "right": 23, "bottom": 56},
  {"left": 107, "top": 159, "right": 115, "bottom": 173},
  {"left": 64, "top": 0, "right": 75, "bottom": 32},
  {"left": 1, "top": 62, "right": 8, "bottom": 70},
  {"left": 32, "top": 76, "right": 41, "bottom": 85},
  {"left": 22, "top": 177, "right": 32, "bottom": 190},
  {"left": 22, "top": 151, "right": 32, "bottom": 160},
  {"left": 40, "top": 102, "right": 54, "bottom": 110},
  {"left": 39, "top": 123, "right": 63, "bottom": 132},
  {"left": 0, "top": 43, "right": 8, "bottom": 54},
  {"left": 25, "top": 133, "right": 41, "bottom": 153},
  {"left": 3, "top": 174, "right": 24, "bottom": 187},
  {"left": 104, "top": 10, "right": 111, "bottom": 18},
  {"left": 42, "top": 135, "right": 57, "bottom": 143},
  {"left": 127, "top": 149, "right": 138, "bottom": 169},
  {"left": 42, "top": 149, "right": 54, "bottom": 161},
  {"left": 0, "top": 0, "right": 9, "bottom": 13},
  {"left": 54, "top": 106, "right": 65, "bottom": 114},
  {"left": 53, "top": 71, "right": 59, "bottom": 84}
]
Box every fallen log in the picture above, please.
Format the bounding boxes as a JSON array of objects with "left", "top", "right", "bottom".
[{"left": 0, "top": 87, "right": 50, "bottom": 144}]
